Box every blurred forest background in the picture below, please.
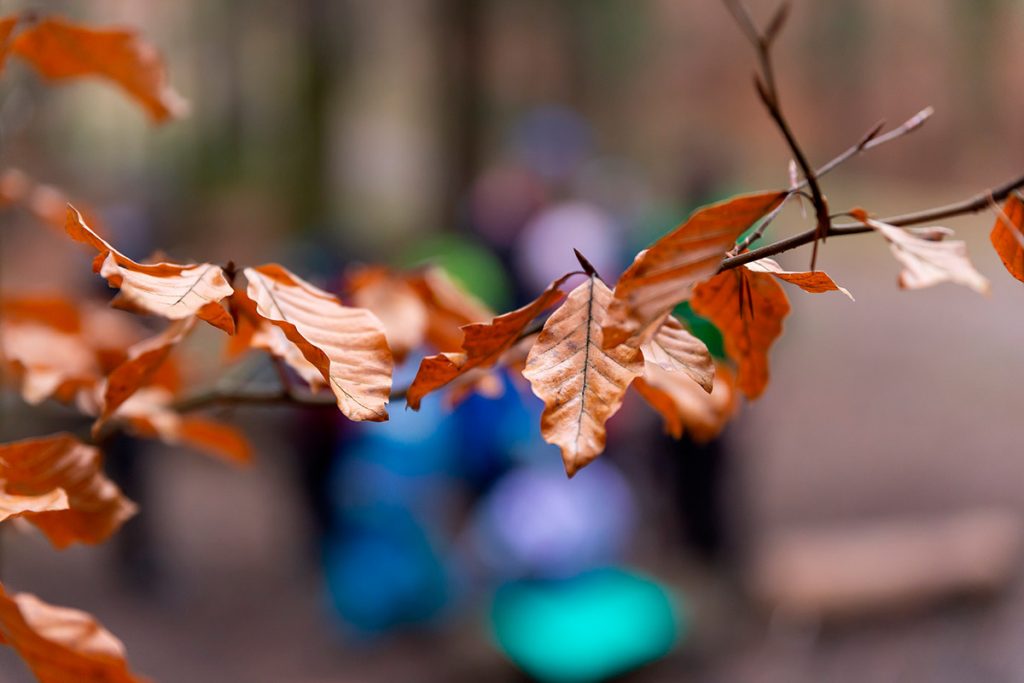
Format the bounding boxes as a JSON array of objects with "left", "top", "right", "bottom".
[{"left": 2, "top": 1, "right": 1024, "bottom": 681}]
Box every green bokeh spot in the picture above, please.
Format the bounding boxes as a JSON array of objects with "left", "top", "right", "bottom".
[
  {"left": 675, "top": 302, "right": 726, "bottom": 361},
  {"left": 400, "top": 235, "right": 511, "bottom": 311},
  {"left": 490, "top": 568, "right": 684, "bottom": 683}
]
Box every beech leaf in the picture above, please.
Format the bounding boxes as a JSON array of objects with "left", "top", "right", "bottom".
[
  {"left": 990, "top": 193, "right": 1024, "bottom": 283},
  {"left": 0, "top": 434, "right": 136, "bottom": 548},
  {"left": 0, "top": 489, "right": 69, "bottom": 524},
  {"left": 604, "top": 191, "right": 787, "bottom": 347},
  {"left": 65, "top": 206, "right": 234, "bottom": 333},
  {"left": 0, "top": 583, "right": 148, "bottom": 683},
  {"left": 523, "top": 276, "right": 643, "bottom": 477},
  {"left": 691, "top": 266, "right": 790, "bottom": 400},
  {"left": 861, "top": 216, "right": 990, "bottom": 294},
  {"left": 406, "top": 274, "right": 569, "bottom": 410},
  {"left": 634, "top": 362, "right": 737, "bottom": 441},
  {"left": 406, "top": 266, "right": 494, "bottom": 352},
  {"left": 640, "top": 315, "right": 715, "bottom": 393},
  {"left": 244, "top": 264, "right": 393, "bottom": 421},
  {"left": 347, "top": 266, "right": 428, "bottom": 362},
  {"left": 9, "top": 16, "right": 187, "bottom": 122},
  {"left": 745, "top": 258, "right": 854, "bottom": 300}
]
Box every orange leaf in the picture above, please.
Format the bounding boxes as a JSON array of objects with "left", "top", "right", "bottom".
[
  {"left": 691, "top": 267, "right": 790, "bottom": 400},
  {"left": 406, "top": 275, "right": 568, "bottom": 410},
  {"left": 111, "top": 388, "right": 252, "bottom": 466},
  {"left": 96, "top": 318, "right": 195, "bottom": 429},
  {"left": 407, "top": 266, "right": 493, "bottom": 352},
  {"left": 863, "top": 217, "right": 990, "bottom": 294},
  {"left": 634, "top": 362, "right": 737, "bottom": 442},
  {"left": 0, "top": 16, "right": 18, "bottom": 70},
  {"left": 604, "top": 191, "right": 786, "bottom": 347},
  {"left": 990, "top": 193, "right": 1024, "bottom": 283},
  {"left": 640, "top": 315, "right": 715, "bottom": 393},
  {"left": 0, "top": 583, "right": 148, "bottom": 683},
  {"left": 523, "top": 276, "right": 644, "bottom": 477},
  {"left": 65, "top": 206, "right": 234, "bottom": 332},
  {"left": 0, "top": 489, "right": 69, "bottom": 523},
  {"left": 244, "top": 264, "right": 393, "bottom": 421},
  {"left": 0, "top": 434, "right": 136, "bottom": 548},
  {"left": 347, "top": 266, "right": 428, "bottom": 362},
  {"left": 745, "top": 257, "right": 854, "bottom": 299},
  {"left": 10, "top": 16, "right": 187, "bottom": 122}
]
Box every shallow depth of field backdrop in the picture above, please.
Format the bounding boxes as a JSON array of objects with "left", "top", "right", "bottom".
[{"left": 2, "top": 1, "right": 1024, "bottom": 682}]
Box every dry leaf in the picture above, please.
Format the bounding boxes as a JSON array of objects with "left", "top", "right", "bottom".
[
  {"left": 640, "top": 315, "right": 715, "bottom": 393},
  {"left": 0, "top": 434, "right": 136, "bottom": 548},
  {"left": 604, "top": 191, "right": 786, "bottom": 347},
  {"left": 0, "top": 489, "right": 69, "bottom": 524},
  {"left": 0, "top": 583, "right": 148, "bottom": 683},
  {"left": 1, "top": 320, "right": 101, "bottom": 405},
  {"left": 407, "top": 266, "right": 493, "bottom": 352},
  {"left": 112, "top": 388, "right": 252, "bottom": 466},
  {"left": 691, "top": 267, "right": 790, "bottom": 400},
  {"left": 97, "top": 318, "right": 195, "bottom": 427},
  {"left": 745, "top": 258, "right": 855, "bottom": 299},
  {"left": 244, "top": 264, "right": 393, "bottom": 421},
  {"left": 634, "top": 362, "right": 737, "bottom": 441},
  {"left": 523, "top": 276, "right": 643, "bottom": 476},
  {"left": 990, "top": 193, "right": 1024, "bottom": 283},
  {"left": 65, "top": 206, "right": 235, "bottom": 333},
  {"left": 10, "top": 16, "right": 187, "bottom": 122},
  {"left": 347, "top": 266, "right": 428, "bottom": 362},
  {"left": 406, "top": 274, "right": 568, "bottom": 410},
  {"left": 860, "top": 216, "right": 990, "bottom": 294}
]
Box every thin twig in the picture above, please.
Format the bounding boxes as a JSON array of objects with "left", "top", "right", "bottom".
[{"left": 721, "top": 172, "right": 1024, "bottom": 271}]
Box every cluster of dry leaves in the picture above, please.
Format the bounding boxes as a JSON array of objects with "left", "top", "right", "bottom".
[{"left": 0, "top": 9, "right": 1023, "bottom": 683}]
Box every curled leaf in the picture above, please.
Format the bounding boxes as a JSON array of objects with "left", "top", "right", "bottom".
[
  {"left": 990, "top": 193, "right": 1024, "bottom": 283},
  {"left": 635, "top": 362, "right": 737, "bottom": 442},
  {"left": 0, "top": 489, "right": 69, "bottom": 524},
  {"left": 523, "top": 276, "right": 643, "bottom": 477},
  {"left": 0, "top": 583, "right": 148, "bottom": 683},
  {"left": 860, "top": 216, "right": 990, "bottom": 294},
  {"left": 406, "top": 274, "right": 569, "bottom": 410},
  {"left": 745, "top": 258, "right": 854, "bottom": 299},
  {"left": 65, "top": 206, "right": 234, "bottom": 332},
  {"left": 605, "top": 191, "right": 787, "bottom": 347},
  {"left": 10, "top": 16, "right": 187, "bottom": 122},
  {"left": 691, "top": 267, "right": 790, "bottom": 400},
  {"left": 0, "top": 434, "right": 136, "bottom": 548},
  {"left": 244, "top": 264, "right": 393, "bottom": 421},
  {"left": 640, "top": 315, "right": 714, "bottom": 393},
  {"left": 407, "top": 266, "right": 493, "bottom": 352}
]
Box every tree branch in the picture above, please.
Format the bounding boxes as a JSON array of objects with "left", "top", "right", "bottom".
[{"left": 721, "top": 172, "right": 1024, "bottom": 271}]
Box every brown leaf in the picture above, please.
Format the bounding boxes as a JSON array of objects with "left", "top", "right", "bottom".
[
  {"left": 0, "top": 489, "right": 69, "bottom": 523},
  {"left": 745, "top": 258, "right": 854, "bottom": 299},
  {"left": 406, "top": 275, "right": 568, "bottom": 410},
  {"left": 640, "top": 315, "right": 715, "bottom": 393},
  {"left": 407, "top": 267, "right": 493, "bottom": 352},
  {"left": 65, "top": 206, "right": 235, "bottom": 332},
  {"left": 10, "top": 16, "right": 187, "bottom": 122},
  {"left": 523, "top": 276, "right": 644, "bottom": 477},
  {"left": 0, "top": 16, "right": 18, "bottom": 70},
  {"left": 244, "top": 264, "right": 393, "bottom": 421},
  {"left": 96, "top": 318, "right": 195, "bottom": 428},
  {"left": 862, "top": 216, "right": 990, "bottom": 294},
  {"left": 0, "top": 434, "right": 136, "bottom": 548},
  {"left": 634, "top": 362, "right": 737, "bottom": 441},
  {"left": 0, "top": 583, "right": 148, "bottom": 683},
  {"left": 604, "top": 191, "right": 787, "bottom": 347},
  {"left": 112, "top": 388, "right": 252, "bottom": 466},
  {"left": 990, "top": 193, "right": 1024, "bottom": 283},
  {"left": 347, "top": 266, "right": 428, "bottom": 362},
  {"left": 1, "top": 321, "right": 100, "bottom": 405},
  {"left": 691, "top": 267, "right": 790, "bottom": 400}
]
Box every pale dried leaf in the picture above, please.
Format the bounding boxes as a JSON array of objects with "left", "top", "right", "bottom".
[
  {"left": 0, "top": 489, "right": 68, "bottom": 524},
  {"left": 523, "top": 277, "right": 643, "bottom": 477},
  {"left": 746, "top": 258, "right": 854, "bottom": 300},
  {"left": 867, "top": 218, "right": 990, "bottom": 294},
  {"left": 634, "top": 362, "right": 736, "bottom": 442},
  {"left": 244, "top": 264, "right": 393, "bottom": 421},
  {"left": 65, "top": 206, "right": 234, "bottom": 332},
  {"left": 639, "top": 315, "right": 714, "bottom": 393},
  {"left": 347, "top": 266, "right": 428, "bottom": 362}
]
